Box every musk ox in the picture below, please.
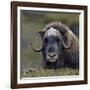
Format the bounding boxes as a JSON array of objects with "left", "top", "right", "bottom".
[{"left": 31, "top": 22, "right": 79, "bottom": 69}]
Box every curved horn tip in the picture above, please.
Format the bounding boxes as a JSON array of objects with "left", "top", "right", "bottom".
[
  {"left": 30, "top": 42, "right": 43, "bottom": 52},
  {"left": 62, "top": 40, "right": 72, "bottom": 49}
]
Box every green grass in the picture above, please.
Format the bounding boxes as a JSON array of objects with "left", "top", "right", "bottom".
[{"left": 22, "top": 67, "right": 79, "bottom": 78}]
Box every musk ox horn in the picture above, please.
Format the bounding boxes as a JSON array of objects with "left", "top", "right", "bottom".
[
  {"left": 30, "top": 32, "right": 44, "bottom": 52},
  {"left": 61, "top": 38, "right": 72, "bottom": 49},
  {"left": 30, "top": 42, "right": 43, "bottom": 52}
]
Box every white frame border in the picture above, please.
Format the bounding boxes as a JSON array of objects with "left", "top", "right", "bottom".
[{"left": 17, "top": 6, "right": 84, "bottom": 84}]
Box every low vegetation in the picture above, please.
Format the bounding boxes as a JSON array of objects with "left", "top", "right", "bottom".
[{"left": 22, "top": 67, "right": 79, "bottom": 78}]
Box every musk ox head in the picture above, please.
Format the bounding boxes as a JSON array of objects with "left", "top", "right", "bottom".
[{"left": 31, "top": 22, "right": 78, "bottom": 69}]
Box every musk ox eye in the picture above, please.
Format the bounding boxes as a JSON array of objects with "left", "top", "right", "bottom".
[
  {"left": 44, "top": 38, "right": 48, "bottom": 43},
  {"left": 56, "top": 38, "right": 60, "bottom": 42}
]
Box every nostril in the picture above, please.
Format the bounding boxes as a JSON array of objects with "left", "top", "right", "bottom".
[{"left": 48, "top": 53, "right": 56, "bottom": 57}]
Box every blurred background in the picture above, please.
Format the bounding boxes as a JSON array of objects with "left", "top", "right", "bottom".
[{"left": 20, "top": 10, "right": 79, "bottom": 77}]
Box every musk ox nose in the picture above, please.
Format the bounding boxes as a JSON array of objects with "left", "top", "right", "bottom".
[
  {"left": 48, "top": 47, "right": 55, "bottom": 53},
  {"left": 48, "top": 53, "right": 56, "bottom": 57},
  {"left": 47, "top": 47, "right": 57, "bottom": 58}
]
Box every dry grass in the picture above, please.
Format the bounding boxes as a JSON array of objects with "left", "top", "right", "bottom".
[{"left": 22, "top": 67, "right": 79, "bottom": 77}]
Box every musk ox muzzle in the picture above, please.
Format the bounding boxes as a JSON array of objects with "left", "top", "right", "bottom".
[{"left": 31, "top": 22, "right": 79, "bottom": 69}]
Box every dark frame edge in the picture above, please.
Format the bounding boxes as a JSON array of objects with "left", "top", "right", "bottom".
[
  {"left": 12, "top": 80, "right": 86, "bottom": 89},
  {"left": 11, "top": 1, "right": 17, "bottom": 89},
  {"left": 11, "top": 1, "right": 87, "bottom": 9},
  {"left": 84, "top": 6, "right": 88, "bottom": 84}
]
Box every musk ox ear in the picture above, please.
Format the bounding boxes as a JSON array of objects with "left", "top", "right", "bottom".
[{"left": 38, "top": 31, "right": 45, "bottom": 38}]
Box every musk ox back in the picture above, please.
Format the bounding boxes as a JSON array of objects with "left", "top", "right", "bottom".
[{"left": 31, "top": 22, "right": 79, "bottom": 69}]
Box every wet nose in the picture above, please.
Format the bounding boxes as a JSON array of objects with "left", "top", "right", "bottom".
[{"left": 48, "top": 53, "right": 56, "bottom": 57}]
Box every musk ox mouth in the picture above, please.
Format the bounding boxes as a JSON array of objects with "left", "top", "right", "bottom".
[
  {"left": 47, "top": 59, "right": 57, "bottom": 62},
  {"left": 47, "top": 53, "right": 58, "bottom": 62}
]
